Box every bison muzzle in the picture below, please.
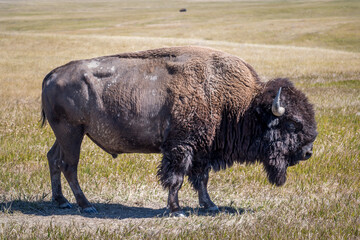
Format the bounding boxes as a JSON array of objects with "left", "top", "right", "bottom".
[{"left": 41, "top": 46, "right": 317, "bottom": 216}]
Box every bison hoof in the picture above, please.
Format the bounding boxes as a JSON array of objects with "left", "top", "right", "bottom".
[
  {"left": 59, "top": 202, "right": 73, "bottom": 209},
  {"left": 170, "top": 211, "right": 186, "bottom": 218},
  {"left": 82, "top": 206, "right": 98, "bottom": 214},
  {"left": 205, "top": 206, "right": 219, "bottom": 212}
]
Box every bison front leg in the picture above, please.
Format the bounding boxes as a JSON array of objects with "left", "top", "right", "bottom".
[
  {"left": 189, "top": 167, "right": 219, "bottom": 212},
  {"left": 167, "top": 175, "right": 185, "bottom": 217},
  {"left": 158, "top": 144, "right": 193, "bottom": 217}
]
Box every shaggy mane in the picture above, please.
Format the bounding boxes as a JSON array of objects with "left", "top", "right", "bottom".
[{"left": 209, "top": 78, "right": 314, "bottom": 171}]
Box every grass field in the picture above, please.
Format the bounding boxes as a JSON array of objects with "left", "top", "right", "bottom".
[{"left": 0, "top": 0, "right": 359, "bottom": 239}]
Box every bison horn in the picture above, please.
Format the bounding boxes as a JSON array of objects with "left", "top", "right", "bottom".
[{"left": 272, "top": 87, "right": 285, "bottom": 117}]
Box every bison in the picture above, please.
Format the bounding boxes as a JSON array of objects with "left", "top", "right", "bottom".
[{"left": 41, "top": 46, "right": 317, "bottom": 216}]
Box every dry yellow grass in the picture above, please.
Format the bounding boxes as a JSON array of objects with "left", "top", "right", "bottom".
[{"left": 0, "top": 0, "right": 359, "bottom": 239}]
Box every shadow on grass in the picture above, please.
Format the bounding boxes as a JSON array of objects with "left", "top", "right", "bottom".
[{"left": 0, "top": 200, "right": 250, "bottom": 219}]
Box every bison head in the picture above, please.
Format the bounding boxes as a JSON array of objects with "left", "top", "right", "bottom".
[{"left": 254, "top": 78, "right": 317, "bottom": 186}]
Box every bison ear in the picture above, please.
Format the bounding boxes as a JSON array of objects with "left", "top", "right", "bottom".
[
  {"left": 267, "top": 118, "right": 280, "bottom": 128},
  {"left": 255, "top": 107, "right": 262, "bottom": 115}
]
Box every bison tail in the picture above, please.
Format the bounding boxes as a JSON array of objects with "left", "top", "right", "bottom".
[
  {"left": 40, "top": 107, "right": 47, "bottom": 128},
  {"left": 40, "top": 71, "right": 52, "bottom": 128}
]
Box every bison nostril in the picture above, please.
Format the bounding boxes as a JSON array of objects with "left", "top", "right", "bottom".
[{"left": 304, "top": 151, "right": 312, "bottom": 160}]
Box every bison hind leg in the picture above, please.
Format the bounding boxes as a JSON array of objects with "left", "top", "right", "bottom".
[
  {"left": 48, "top": 121, "right": 97, "bottom": 213},
  {"left": 47, "top": 141, "right": 72, "bottom": 209}
]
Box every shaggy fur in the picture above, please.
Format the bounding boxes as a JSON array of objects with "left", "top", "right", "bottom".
[
  {"left": 209, "top": 78, "right": 317, "bottom": 186},
  {"left": 41, "top": 46, "right": 317, "bottom": 214}
]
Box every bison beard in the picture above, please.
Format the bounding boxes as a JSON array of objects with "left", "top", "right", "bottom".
[{"left": 41, "top": 46, "right": 317, "bottom": 216}]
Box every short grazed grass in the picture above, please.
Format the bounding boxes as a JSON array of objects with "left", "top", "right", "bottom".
[{"left": 0, "top": 0, "right": 359, "bottom": 239}]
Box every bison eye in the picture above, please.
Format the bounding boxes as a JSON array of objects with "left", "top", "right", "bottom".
[
  {"left": 288, "top": 123, "right": 296, "bottom": 132},
  {"left": 286, "top": 121, "right": 300, "bottom": 132}
]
